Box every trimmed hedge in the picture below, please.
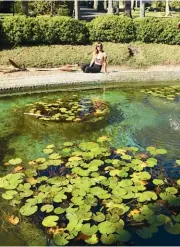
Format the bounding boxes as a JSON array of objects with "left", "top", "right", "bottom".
[
  {"left": 1, "top": 16, "right": 88, "bottom": 45},
  {"left": 134, "top": 17, "right": 180, "bottom": 45},
  {"left": 87, "top": 15, "right": 136, "bottom": 43},
  {"left": 0, "top": 16, "right": 180, "bottom": 46}
]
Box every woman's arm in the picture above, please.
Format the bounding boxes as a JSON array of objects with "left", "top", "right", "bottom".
[
  {"left": 103, "top": 56, "right": 108, "bottom": 73},
  {"left": 89, "top": 53, "right": 96, "bottom": 67}
]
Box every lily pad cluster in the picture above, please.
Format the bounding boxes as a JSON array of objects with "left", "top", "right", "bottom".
[
  {"left": 0, "top": 139, "right": 180, "bottom": 245},
  {"left": 25, "top": 96, "right": 109, "bottom": 123},
  {"left": 141, "top": 86, "right": 180, "bottom": 101}
]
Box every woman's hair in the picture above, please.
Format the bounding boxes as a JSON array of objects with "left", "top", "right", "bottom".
[{"left": 94, "top": 42, "right": 104, "bottom": 54}]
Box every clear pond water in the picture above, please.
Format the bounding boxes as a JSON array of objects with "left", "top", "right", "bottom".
[{"left": 0, "top": 85, "right": 180, "bottom": 246}]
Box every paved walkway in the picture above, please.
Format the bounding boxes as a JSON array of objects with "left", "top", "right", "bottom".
[
  {"left": 0, "top": 66, "right": 180, "bottom": 94},
  {"left": 80, "top": 6, "right": 106, "bottom": 20}
]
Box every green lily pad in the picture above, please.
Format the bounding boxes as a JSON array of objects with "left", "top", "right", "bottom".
[
  {"left": 53, "top": 193, "right": 67, "bottom": 203},
  {"left": 42, "top": 215, "right": 59, "bottom": 227},
  {"left": 119, "top": 179, "right": 133, "bottom": 188},
  {"left": 138, "top": 191, "right": 157, "bottom": 202},
  {"left": 165, "top": 223, "right": 180, "bottom": 235},
  {"left": 41, "top": 204, "right": 54, "bottom": 213},
  {"left": 172, "top": 214, "right": 180, "bottom": 223},
  {"left": 115, "top": 230, "right": 131, "bottom": 242},
  {"left": 35, "top": 157, "right": 46, "bottom": 164},
  {"left": 166, "top": 187, "right": 178, "bottom": 195},
  {"left": 85, "top": 234, "right": 98, "bottom": 245},
  {"left": 153, "top": 179, "right": 164, "bottom": 185},
  {"left": 136, "top": 226, "right": 158, "bottom": 239},
  {"left": 93, "top": 212, "right": 105, "bottom": 222},
  {"left": 146, "top": 158, "right": 157, "bottom": 167},
  {"left": 101, "top": 234, "right": 115, "bottom": 245},
  {"left": 49, "top": 153, "right": 61, "bottom": 160},
  {"left": 2, "top": 190, "right": 17, "bottom": 200},
  {"left": 43, "top": 148, "right": 54, "bottom": 154},
  {"left": 54, "top": 207, "right": 66, "bottom": 215},
  {"left": 20, "top": 204, "right": 38, "bottom": 216},
  {"left": 81, "top": 223, "right": 98, "bottom": 236},
  {"left": 66, "top": 214, "right": 78, "bottom": 231},
  {"left": 176, "top": 160, "right": 180, "bottom": 166},
  {"left": 8, "top": 158, "right": 22, "bottom": 165},
  {"left": 46, "top": 144, "right": 55, "bottom": 149},
  {"left": 98, "top": 221, "right": 116, "bottom": 234},
  {"left": 53, "top": 233, "right": 69, "bottom": 246}
]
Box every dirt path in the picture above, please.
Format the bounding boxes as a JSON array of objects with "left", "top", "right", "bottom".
[{"left": 0, "top": 65, "right": 180, "bottom": 93}]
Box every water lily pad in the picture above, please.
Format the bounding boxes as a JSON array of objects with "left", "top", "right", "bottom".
[
  {"left": 43, "top": 148, "right": 54, "bottom": 154},
  {"left": 118, "top": 179, "right": 133, "bottom": 188},
  {"left": 146, "top": 158, "right": 157, "bottom": 167},
  {"left": 54, "top": 207, "right": 66, "bottom": 215},
  {"left": 136, "top": 226, "right": 158, "bottom": 239},
  {"left": 98, "top": 221, "right": 116, "bottom": 234},
  {"left": 166, "top": 187, "right": 178, "bottom": 195},
  {"left": 2, "top": 190, "right": 17, "bottom": 200},
  {"left": 115, "top": 230, "right": 131, "bottom": 242},
  {"left": 8, "top": 158, "right": 22, "bottom": 165},
  {"left": 153, "top": 179, "right": 164, "bottom": 185},
  {"left": 81, "top": 223, "right": 98, "bottom": 236},
  {"left": 165, "top": 223, "right": 180, "bottom": 235},
  {"left": 53, "top": 193, "right": 67, "bottom": 203},
  {"left": 172, "top": 214, "right": 180, "bottom": 223},
  {"left": 35, "top": 157, "right": 46, "bottom": 164},
  {"left": 53, "top": 233, "right": 69, "bottom": 246},
  {"left": 41, "top": 204, "right": 54, "bottom": 213},
  {"left": 85, "top": 234, "right": 98, "bottom": 245},
  {"left": 138, "top": 191, "right": 157, "bottom": 202},
  {"left": 49, "top": 153, "right": 61, "bottom": 160},
  {"left": 101, "top": 234, "right": 115, "bottom": 244},
  {"left": 20, "top": 204, "right": 38, "bottom": 216},
  {"left": 92, "top": 212, "right": 105, "bottom": 222},
  {"left": 42, "top": 215, "right": 59, "bottom": 227}
]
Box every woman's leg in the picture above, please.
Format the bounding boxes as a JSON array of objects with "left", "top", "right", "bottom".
[
  {"left": 81, "top": 64, "right": 90, "bottom": 72},
  {"left": 85, "top": 64, "right": 102, "bottom": 73}
]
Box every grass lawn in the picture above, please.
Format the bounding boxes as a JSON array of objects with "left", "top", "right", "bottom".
[{"left": 0, "top": 42, "right": 180, "bottom": 68}]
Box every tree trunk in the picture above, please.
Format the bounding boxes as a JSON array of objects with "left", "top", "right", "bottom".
[
  {"left": 124, "top": 0, "right": 132, "bottom": 18},
  {"left": 94, "top": 0, "right": 98, "bottom": 10},
  {"left": 165, "top": 0, "right": 169, "bottom": 16},
  {"left": 135, "top": 0, "right": 138, "bottom": 8},
  {"left": 22, "top": 0, "right": 28, "bottom": 16},
  {"left": 104, "top": 0, "right": 108, "bottom": 10},
  {"left": 140, "top": 0, "right": 145, "bottom": 17},
  {"left": 74, "top": 0, "right": 80, "bottom": 20},
  {"left": 107, "top": 0, "right": 113, "bottom": 13}
]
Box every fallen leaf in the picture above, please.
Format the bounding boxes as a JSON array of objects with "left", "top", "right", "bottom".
[
  {"left": 141, "top": 162, "right": 147, "bottom": 167},
  {"left": 13, "top": 166, "right": 23, "bottom": 172},
  {"left": 128, "top": 209, "right": 140, "bottom": 217},
  {"left": 4, "top": 162, "right": 10, "bottom": 166},
  {"left": 26, "top": 177, "right": 37, "bottom": 185},
  {"left": 8, "top": 215, "right": 19, "bottom": 225},
  {"left": 139, "top": 180, "right": 148, "bottom": 185},
  {"left": 76, "top": 232, "right": 90, "bottom": 241}
]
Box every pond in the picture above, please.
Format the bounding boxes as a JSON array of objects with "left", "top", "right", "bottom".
[{"left": 0, "top": 85, "right": 180, "bottom": 246}]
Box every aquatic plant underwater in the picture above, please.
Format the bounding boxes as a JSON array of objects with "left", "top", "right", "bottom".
[{"left": 0, "top": 95, "right": 180, "bottom": 246}]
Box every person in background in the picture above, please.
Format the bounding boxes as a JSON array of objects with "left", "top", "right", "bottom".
[{"left": 81, "top": 42, "right": 108, "bottom": 73}]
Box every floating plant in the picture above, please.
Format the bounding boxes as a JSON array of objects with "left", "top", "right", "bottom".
[
  {"left": 24, "top": 95, "right": 109, "bottom": 123},
  {"left": 0, "top": 139, "right": 180, "bottom": 245},
  {"left": 141, "top": 85, "right": 180, "bottom": 101}
]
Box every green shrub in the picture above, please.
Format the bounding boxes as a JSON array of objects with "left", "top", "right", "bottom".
[
  {"left": 1, "top": 16, "right": 88, "bottom": 45},
  {"left": 87, "top": 15, "right": 136, "bottom": 43},
  {"left": 134, "top": 17, "right": 180, "bottom": 45}
]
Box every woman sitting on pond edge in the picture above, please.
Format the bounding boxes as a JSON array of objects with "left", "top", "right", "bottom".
[{"left": 81, "top": 42, "right": 108, "bottom": 74}]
